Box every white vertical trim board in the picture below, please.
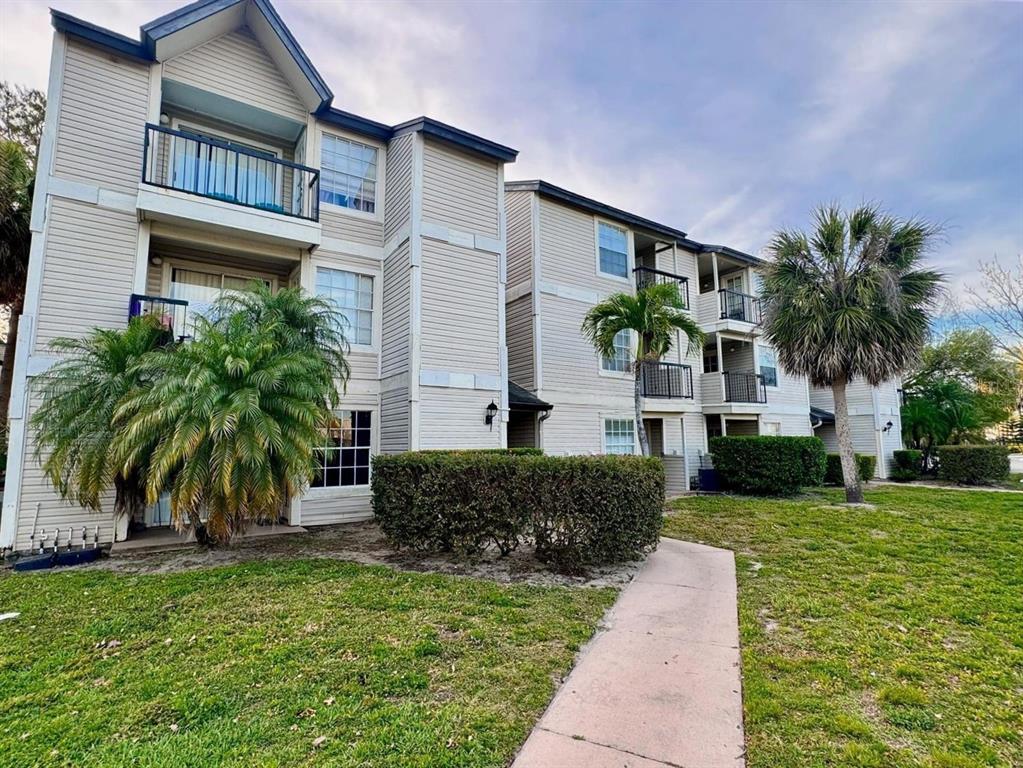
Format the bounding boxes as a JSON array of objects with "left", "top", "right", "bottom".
[
  {"left": 496, "top": 163, "right": 509, "bottom": 447},
  {"left": 530, "top": 192, "right": 543, "bottom": 397},
  {"left": 407, "top": 132, "right": 424, "bottom": 450}
]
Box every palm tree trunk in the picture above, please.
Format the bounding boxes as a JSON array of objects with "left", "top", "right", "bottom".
[
  {"left": 634, "top": 362, "right": 649, "bottom": 456},
  {"left": 832, "top": 374, "right": 865, "bottom": 504},
  {"left": 0, "top": 295, "right": 23, "bottom": 433}
]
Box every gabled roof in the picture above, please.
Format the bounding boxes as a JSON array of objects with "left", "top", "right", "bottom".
[
  {"left": 49, "top": 0, "right": 518, "bottom": 162},
  {"left": 505, "top": 180, "right": 688, "bottom": 241}
]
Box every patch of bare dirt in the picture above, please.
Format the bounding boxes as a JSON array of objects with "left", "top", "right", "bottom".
[{"left": 82, "top": 522, "right": 643, "bottom": 588}]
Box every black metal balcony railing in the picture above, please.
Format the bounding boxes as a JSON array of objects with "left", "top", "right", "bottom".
[
  {"left": 641, "top": 361, "right": 694, "bottom": 399},
  {"left": 723, "top": 371, "right": 768, "bottom": 404},
  {"left": 718, "top": 288, "right": 762, "bottom": 324},
  {"left": 128, "top": 294, "right": 189, "bottom": 341},
  {"left": 142, "top": 124, "right": 320, "bottom": 221},
  {"left": 634, "top": 267, "right": 690, "bottom": 308}
]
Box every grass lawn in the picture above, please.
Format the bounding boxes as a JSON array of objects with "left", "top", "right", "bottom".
[
  {"left": 0, "top": 559, "right": 614, "bottom": 767},
  {"left": 663, "top": 486, "right": 1022, "bottom": 768}
]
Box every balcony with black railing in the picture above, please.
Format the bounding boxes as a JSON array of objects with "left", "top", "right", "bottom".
[
  {"left": 722, "top": 371, "right": 767, "bottom": 404},
  {"left": 128, "top": 294, "right": 189, "bottom": 342},
  {"left": 634, "top": 267, "right": 690, "bottom": 309},
  {"left": 718, "top": 288, "right": 762, "bottom": 325},
  {"left": 141, "top": 124, "right": 320, "bottom": 222},
  {"left": 641, "top": 361, "right": 694, "bottom": 399}
]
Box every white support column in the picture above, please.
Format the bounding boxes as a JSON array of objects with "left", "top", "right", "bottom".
[
  {"left": 132, "top": 222, "right": 152, "bottom": 295},
  {"left": 711, "top": 252, "right": 720, "bottom": 292},
  {"left": 716, "top": 333, "right": 725, "bottom": 400},
  {"left": 719, "top": 414, "right": 727, "bottom": 437}
]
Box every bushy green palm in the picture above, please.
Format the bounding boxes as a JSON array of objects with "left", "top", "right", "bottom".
[
  {"left": 114, "top": 296, "right": 346, "bottom": 545},
  {"left": 762, "top": 204, "right": 943, "bottom": 502},
  {"left": 582, "top": 282, "right": 704, "bottom": 456},
  {"left": 30, "top": 316, "right": 172, "bottom": 522}
]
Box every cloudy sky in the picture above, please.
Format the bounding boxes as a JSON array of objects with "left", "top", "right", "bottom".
[{"left": 1, "top": 0, "right": 1021, "bottom": 298}]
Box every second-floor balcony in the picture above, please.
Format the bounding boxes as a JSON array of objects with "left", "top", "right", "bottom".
[
  {"left": 128, "top": 293, "right": 190, "bottom": 341},
  {"left": 641, "top": 361, "right": 694, "bottom": 399},
  {"left": 723, "top": 371, "right": 768, "bottom": 404},
  {"left": 634, "top": 267, "right": 690, "bottom": 309},
  {"left": 718, "top": 289, "right": 762, "bottom": 325},
  {"left": 142, "top": 124, "right": 320, "bottom": 221}
]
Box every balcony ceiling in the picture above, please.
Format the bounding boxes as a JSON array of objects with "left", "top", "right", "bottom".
[{"left": 162, "top": 79, "right": 305, "bottom": 142}]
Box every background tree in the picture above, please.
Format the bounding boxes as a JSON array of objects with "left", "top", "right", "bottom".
[
  {"left": 30, "top": 316, "right": 172, "bottom": 524},
  {"left": 965, "top": 254, "right": 1023, "bottom": 418},
  {"left": 0, "top": 82, "right": 46, "bottom": 169},
  {"left": 582, "top": 282, "right": 704, "bottom": 456},
  {"left": 0, "top": 140, "right": 34, "bottom": 434},
  {"left": 114, "top": 288, "right": 349, "bottom": 545},
  {"left": 761, "top": 204, "right": 943, "bottom": 503}
]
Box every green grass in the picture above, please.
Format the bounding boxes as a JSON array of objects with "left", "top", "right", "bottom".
[
  {"left": 0, "top": 560, "right": 615, "bottom": 767},
  {"left": 663, "top": 486, "right": 1022, "bottom": 768}
]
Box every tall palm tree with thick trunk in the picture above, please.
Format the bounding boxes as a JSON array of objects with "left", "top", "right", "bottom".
[
  {"left": 583, "top": 282, "right": 704, "bottom": 456},
  {"left": 30, "top": 316, "right": 172, "bottom": 524},
  {"left": 762, "top": 204, "right": 943, "bottom": 503}
]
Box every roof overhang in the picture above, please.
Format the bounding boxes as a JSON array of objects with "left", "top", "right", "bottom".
[
  {"left": 506, "top": 179, "right": 687, "bottom": 242},
  {"left": 393, "top": 117, "right": 519, "bottom": 163},
  {"left": 810, "top": 406, "right": 836, "bottom": 425},
  {"left": 508, "top": 381, "right": 553, "bottom": 412},
  {"left": 51, "top": 9, "right": 153, "bottom": 62}
]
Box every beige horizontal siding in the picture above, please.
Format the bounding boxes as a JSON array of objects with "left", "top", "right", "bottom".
[
  {"left": 384, "top": 133, "right": 413, "bottom": 243},
  {"left": 379, "top": 387, "right": 410, "bottom": 453},
  {"left": 54, "top": 40, "right": 150, "bottom": 195},
  {"left": 418, "top": 386, "right": 502, "bottom": 450},
  {"left": 540, "top": 402, "right": 607, "bottom": 456},
  {"left": 420, "top": 239, "right": 500, "bottom": 374},
  {"left": 163, "top": 28, "right": 307, "bottom": 122},
  {"left": 320, "top": 210, "right": 384, "bottom": 247},
  {"left": 505, "top": 189, "right": 533, "bottom": 289},
  {"left": 35, "top": 199, "right": 138, "bottom": 350},
  {"left": 506, "top": 294, "right": 534, "bottom": 390},
  {"left": 300, "top": 492, "right": 373, "bottom": 526},
  {"left": 380, "top": 242, "right": 411, "bottom": 379},
  {"left": 421, "top": 139, "right": 499, "bottom": 237},
  {"left": 539, "top": 198, "right": 627, "bottom": 293}
]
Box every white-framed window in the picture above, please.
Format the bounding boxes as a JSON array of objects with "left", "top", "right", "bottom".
[
  {"left": 316, "top": 267, "right": 374, "bottom": 346},
  {"left": 319, "top": 133, "right": 378, "bottom": 214},
  {"left": 761, "top": 421, "right": 781, "bottom": 436},
  {"left": 758, "top": 346, "right": 778, "bottom": 387},
  {"left": 604, "top": 418, "right": 636, "bottom": 455},
  {"left": 168, "top": 264, "right": 274, "bottom": 337},
  {"left": 597, "top": 221, "right": 629, "bottom": 279},
  {"left": 311, "top": 410, "right": 372, "bottom": 488},
  {"left": 601, "top": 329, "right": 632, "bottom": 373}
]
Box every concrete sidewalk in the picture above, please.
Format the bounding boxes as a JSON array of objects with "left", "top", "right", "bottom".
[{"left": 512, "top": 537, "right": 745, "bottom": 768}]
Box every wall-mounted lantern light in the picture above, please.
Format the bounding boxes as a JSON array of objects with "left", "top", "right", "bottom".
[
  {"left": 882, "top": 420, "right": 894, "bottom": 433},
  {"left": 485, "top": 401, "right": 498, "bottom": 429}
]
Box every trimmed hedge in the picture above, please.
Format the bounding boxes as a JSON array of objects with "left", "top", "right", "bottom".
[
  {"left": 421, "top": 447, "right": 543, "bottom": 456},
  {"left": 371, "top": 452, "right": 664, "bottom": 572},
  {"left": 935, "top": 445, "right": 1011, "bottom": 486},
  {"left": 824, "top": 453, "right": 877, "bottom": 485},
  {"left": 709, "top": 436, "right": 826, "bottom": 496},
  {"left": 891, "top": 449, "right": 923, "bottom": 482}
]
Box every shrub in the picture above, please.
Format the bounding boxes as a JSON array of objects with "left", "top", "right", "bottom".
[
  {"left": 709, "top": 436, "right": 826, "bottom": 496},
  {"left": 421, "top": 447, "right": 543, "bottom": 456},
  {"left": 891, "top": 449, "right": 923, "bottom": 482},
  {"left": 371, "top": 452, "right": 664, "bottom": 572},
  {"left": 935, "top": 445, "right": 1010, "bottom": 486},
  {"left": 824, "top": 453, "right": 877, "bottom": 485}
]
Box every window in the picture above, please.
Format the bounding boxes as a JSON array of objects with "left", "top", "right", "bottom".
[
  {"left": 604, "top": 418, "right": 635, "bottom": 455},
  {"left": 316, "top": 268, "right": 374, "bottom": 346},
  {"left": 758, "top": 346, "right": 778, "bottom": 387},
  {"left": 761, "top": 421, "right": 781, "bottom": 436},
  {"left": 601, "top": 329, "right": 632, "bottom": 373},
  {"left": 703, "top": 349, "right": 719, "bottom": 373},
  {"left": 598, "top": 221, "right": 629, "bottom": 278},
  {"left": 319, "top": 134, "right": 377, "bottom": 213},
  {"left": 169, "top": 266, "right": 272, "bottom": 337},
  {"left": 311, "top": 410, "right": 372, "bottom": 488}
]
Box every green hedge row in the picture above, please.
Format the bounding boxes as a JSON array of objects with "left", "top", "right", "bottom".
[
  {"left": 709, "top": 436, "right": 826, "bottom": 496},
  {"left": 371, "top": 452, "right": 664, "bottom": 573},
  {"left": 421, "top": 447, "right": 543, "bottom": 456},
  {"left": 824, "top": 453, "right": 876, "bottom": 485},
  {"left": 935, "top": 445, "right": 1010, "bottom": 485},
  {"left": 891, "top": 449, "right": 923, "bottom": 481}
]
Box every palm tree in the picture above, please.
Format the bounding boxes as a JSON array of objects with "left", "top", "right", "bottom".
[
  {"left": 30, "top": 315, "right": 172, "bottom": 524},
  {"left": 582, "top": 282, "right": 704, "bottom": 456},
  {"left": 114, "top": 289, "right": 348, "bottom": 544},
  {"left": 762, "top": 204, "right": 943, "bottom": 503}
]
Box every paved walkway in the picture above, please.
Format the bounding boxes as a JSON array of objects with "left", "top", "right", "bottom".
[{"left": 512, "top": 537, "right": 745, "bottom": 768}]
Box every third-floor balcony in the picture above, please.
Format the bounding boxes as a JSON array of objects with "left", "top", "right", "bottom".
[
  {"left": 718, "top": 289, "right": 762, "bottom": 325},
  {"left": 137, "top": 124, "right": 322, "bottom": 249},
  {"left": 723, "top": 371, "right": 767, "bottom": 404},
  {"left": 634, "top": 267, "right": 690, "bottom": 309}
]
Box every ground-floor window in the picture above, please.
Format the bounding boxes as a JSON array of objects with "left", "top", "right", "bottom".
[
  {"left": 761, "top": 420, "right": 781, "bottom": 436},
  {"left": 604, "top": 418, "right": 636, "bottom": 455},
  {"left": 311, "top": 410, "right": 372, "bottom": 488}
]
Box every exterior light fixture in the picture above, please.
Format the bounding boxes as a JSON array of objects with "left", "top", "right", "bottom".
[
  {"left": 882, "top": 420, "right": 894, "bottom": 432},
  {"left": 485, "top": 401, "right": 498, "bottom": 429}
]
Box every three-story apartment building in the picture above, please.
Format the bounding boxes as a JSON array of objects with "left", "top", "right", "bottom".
[{"left": 1, "top": 0, "right": 517, "bottom": 552}]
